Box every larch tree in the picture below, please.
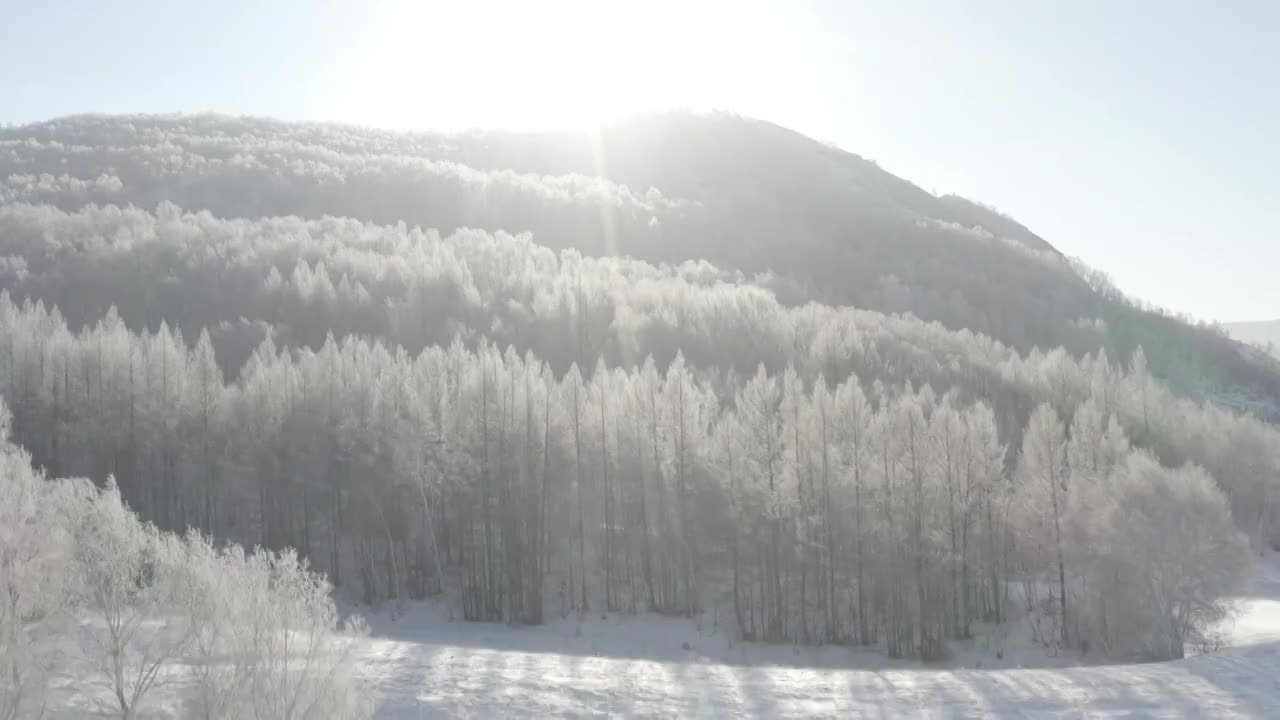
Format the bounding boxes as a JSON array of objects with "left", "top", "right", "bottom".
[
  {"left": 1013, "top": 403, "right": 1071, "bottom": 646},
  {"left": 834, "top": 375, "right": 874, "bottom": 644}
]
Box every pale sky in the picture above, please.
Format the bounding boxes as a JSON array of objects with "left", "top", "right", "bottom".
[{"left": 3, "top": 0, "right": 1277, "bottom": 322}]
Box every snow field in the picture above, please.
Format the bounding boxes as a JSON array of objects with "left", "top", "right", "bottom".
[{"left": 352, "top": 557, "right": 1280, "bottom": 719}]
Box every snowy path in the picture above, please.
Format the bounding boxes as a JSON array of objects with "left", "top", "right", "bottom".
[{"left": 358, "top": 635, "right": 1280, "bottom": 718}]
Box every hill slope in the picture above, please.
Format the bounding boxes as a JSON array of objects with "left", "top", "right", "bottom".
[
  {"left": 1, "top": 112, "right": 1278, "bottom": 417},
  {"left": 2, "top": 113, "right": 1278, "bottom": 701}
]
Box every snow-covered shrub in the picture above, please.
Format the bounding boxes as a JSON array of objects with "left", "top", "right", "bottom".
[
  {"left": 182, "top": 536, "right": 371, "bottom": 720},
  {"left": 1067, "top": 452, "right": 1252, "bottom": 660},
  {"left": 73, "top": 478, "right": 196, "bottom": 720},
  {"left": 181, "top": 532, "right": 248, "bottom": 720},
  {"left": 0, "top": 394, "right": 369, "bottom": 719},
  {"left": 239, "top": 548, "right": 370, "bottom": 720},
  {"left": 0, "top": 405, "right": 95, "bottom": 720}
]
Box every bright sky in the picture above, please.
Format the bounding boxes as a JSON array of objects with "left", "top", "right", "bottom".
[{"left": 3, "top": 0, "right": 1277, "bottom": 322}]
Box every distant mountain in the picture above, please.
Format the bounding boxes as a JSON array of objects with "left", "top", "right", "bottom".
[
  {"left": 1227, "top": 320, "right": 1280, "bottom": 354},
  {"left": 2, "top": 112, "right": 1279, "bottom": 418}
]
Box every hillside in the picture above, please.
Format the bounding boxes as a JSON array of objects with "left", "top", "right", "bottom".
[
  {"left": 3, "top": 112, "right": 1279, "bottom": 418},
  {"left": 3, "top": 112, "right": 1279, "bottom": 718}
]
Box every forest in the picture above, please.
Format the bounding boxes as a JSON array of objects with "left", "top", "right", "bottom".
[
  {"left": 0, "top": 113, "right": 1274, "bottom": 717},
  {"left": 4, "top": 113, "right": 1277, "bottom": 417}
]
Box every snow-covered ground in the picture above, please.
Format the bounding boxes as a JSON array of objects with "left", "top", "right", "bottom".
[
  {"left": 1218, "top": 551, "right": 1280, "bottom": 651},
  {"left": 356, "top": 557, "right": 1280, "bottom": 718},
  {"left": 40, "top": 556, "right": 1280, "bottom": 718},
  {"left": 358, "top": 631, "right": 1280, "bottom": 717}
]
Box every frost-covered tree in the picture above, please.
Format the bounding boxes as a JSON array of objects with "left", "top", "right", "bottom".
[
  {"left": 74, "top": 479, "right": 194, "bottom": 720},
  {"left": 1066, "top": 396, "right": 1128, "bottom": 488},
  {"left": 231, "top": 547, "right": 369, "bottom": 720},
  {"left": 735, "top": 365, "right": 791, "bottom": 641},
  {"left": 1012, "top": 403, "right": 1071, "bottom": 646},
  {"left": 0, "top": 392, "right": 371, "bottom": 718},
  {"left": 833, "top": 375, "right": 874, "bottom": 643},
  {"left": 0, "top": 274, "right": 1272, "bottom": 665},
  {"left": 1068, "top": 453, "right": 1251, "bottom": 660},
  {"left": 662, "top": 353, "right": 710, "bottom": 617},
  {"left": 966, "top": 403, "right": 1009, "bottom": 626},
  {"left": 183, "top": 329, "right": 225, "bottom": 537},
  {"left": 0, "top": 405, "right": 94, "bottom": 720}
]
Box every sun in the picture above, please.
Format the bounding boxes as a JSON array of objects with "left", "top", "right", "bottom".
[{"left": 333, "top": 0, "right": 735, "bottom": 132}]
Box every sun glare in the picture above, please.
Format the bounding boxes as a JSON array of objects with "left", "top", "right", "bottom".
[{"left": 336, "top": 0, "right": 802, "bottom": 132}]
